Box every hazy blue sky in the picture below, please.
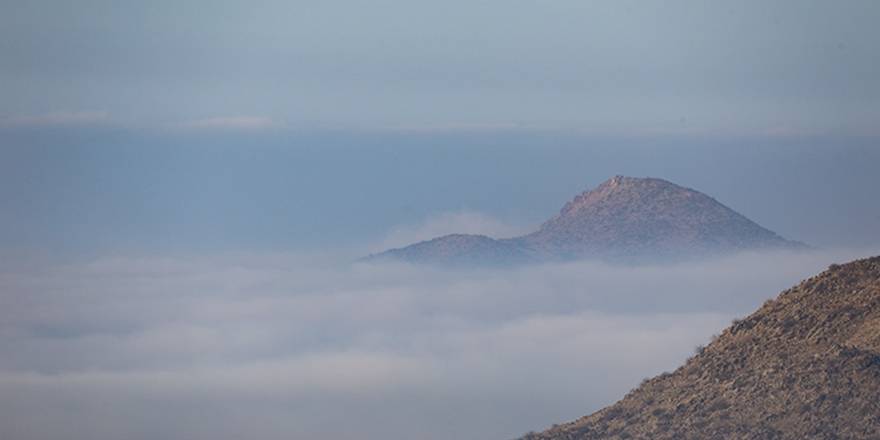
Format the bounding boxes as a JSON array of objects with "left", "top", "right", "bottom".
[
  {"left": 1, "top": 130, "right": 879, "bottom": 256},
  {"left": 2, "top": 1, "right": 878, "bottom": 258},
  {"left": 2, "top": 0, "right": 878, "bottom": 134}
]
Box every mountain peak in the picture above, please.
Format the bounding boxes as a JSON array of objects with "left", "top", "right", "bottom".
[
  {"left": 606, "top": 174, "right": 653, "bottom": 186},
  {"left": 367, "top": 177, "right": 805, "bottom": 265},
  {"left": 604, "top": 174, "right": 630, "bottom": 187},
  {"left": 525, "top": 176, "right": 802, "bottom": 260},
  {"left": 556, "top": 175, "right": 682, "bottom": 218}
]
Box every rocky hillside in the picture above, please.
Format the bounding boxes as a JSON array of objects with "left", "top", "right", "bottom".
[
  {"left": 367, "top": 233, "right": 534, "bottom": 266},
  {"left": 366, "top": 176, "right": 804, "bottom": 264},
  {"left": 521, "top": 255, "right": 880, "bottom": 440},
  {"left": 518, "top": 176, "right": 800, "bottom": 260}
]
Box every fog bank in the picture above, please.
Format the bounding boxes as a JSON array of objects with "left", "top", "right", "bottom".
[{"left": 0, "top": 248, "right": 876, "bottom": 439}]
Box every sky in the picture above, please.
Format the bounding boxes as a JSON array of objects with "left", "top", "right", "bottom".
[
  {"left": 0, "top": 131, "right": 878, "bottom": 256},
  {"left": 1, "top": 1, "right": 879, "bottom": 439},
  {"left": 1, "top": 0, "right": 878, "bottom": 255},
  {"left": 2, "top": 0, "right": 879, "bottom": 134}
]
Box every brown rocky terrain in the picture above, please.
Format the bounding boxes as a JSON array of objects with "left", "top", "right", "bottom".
[
  {"left": 366, "top": 176, "right": 805, "bottom": 265},
  {"left": 521, "top": 255, "right": 880, "bottom": 440},
  {"left": 518, "top": 176, "right": 802, "bottom": 260},
  {"left": 364, "top": 233, "right": 534, "bottom": 266}
]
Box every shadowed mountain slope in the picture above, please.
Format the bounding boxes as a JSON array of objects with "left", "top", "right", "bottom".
[
  {"left": 521, "top": 255, "right": 880, "bottom": 440},
  {"left": 366, "top": 233, "right": 535, "bottom": 266},
  {"left": 367, "top": 176, "right": 804, "bottom": 264}
]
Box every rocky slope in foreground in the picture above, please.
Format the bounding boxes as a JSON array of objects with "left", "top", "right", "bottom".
[
  {"left": 367, "top": 176, "right": 805, "bottom": 265},
  {"left": 521, "top": 256, "right": 880, "bottom": 440}
]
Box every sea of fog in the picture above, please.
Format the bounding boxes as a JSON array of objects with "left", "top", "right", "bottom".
[{"left": 1, "top": 247, "right": 877, "bottom": 440}]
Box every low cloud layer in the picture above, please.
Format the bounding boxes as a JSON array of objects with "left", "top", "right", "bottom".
[
  {"left": 0, "top": 248, "right": 876, "bottom": 440},
  {"left": 184, "top": 116, "right": 278, "bottom": 130}
]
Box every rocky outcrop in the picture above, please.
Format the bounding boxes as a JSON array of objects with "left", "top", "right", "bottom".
[
  {"left": 366, "top": 176, "right": 805, "bottom": 265},
  {"left": 366, "top": 234, "right": 536, "bottom": 266},
  {"left": 520, "top": 256, "right": 880, "bottom": 440},
  {"left": 517, "top": 176, "right": 802, "bottom": 261}
]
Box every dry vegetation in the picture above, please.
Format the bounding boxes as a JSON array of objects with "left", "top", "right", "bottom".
[{"left": 522, "top": 256, "right": 880, "bottom": 439}]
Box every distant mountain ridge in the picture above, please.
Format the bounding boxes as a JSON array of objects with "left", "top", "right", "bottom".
[
  {"left": 365, "top": 176, "right": 805, "bottom": 265},
  {"left": 520, "top": 255, "right": 880, "bottom": 439}
]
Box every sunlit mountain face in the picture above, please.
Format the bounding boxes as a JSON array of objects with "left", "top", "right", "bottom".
[
  {"left": 368, "top": 176, "right": 806, "bottom": 265},
  {"left": 523, "top": 256, "right": 880, "bottom": 440}
]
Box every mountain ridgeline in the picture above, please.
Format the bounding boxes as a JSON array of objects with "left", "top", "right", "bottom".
[
  {"left": 366, "top": 176, "right": 805, "bottom": 265},
  {"left": 520, "top": 255, "right": 880, "bottom": 439}
]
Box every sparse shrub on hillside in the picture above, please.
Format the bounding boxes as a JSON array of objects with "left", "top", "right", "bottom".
[{"left": 522, "top": 256, "right": 880, "bottom": 440}]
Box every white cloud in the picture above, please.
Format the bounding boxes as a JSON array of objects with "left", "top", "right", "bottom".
[
  {"left": 0, "top": 248, "right": 876, "bottom": 439},
  {"left": 383, "top": 121, "right": 530, "bottom": 133},
  {"left": 184, "top": 116, "right": 278, "bottom": 130}
]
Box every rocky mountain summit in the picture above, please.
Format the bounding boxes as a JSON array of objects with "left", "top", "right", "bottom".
[
  {"left": 521, "top": 255, "right": 880, "bottom": 440},
  {"left": 366, "top": 176, "right": 804, "bottom": 264}
]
